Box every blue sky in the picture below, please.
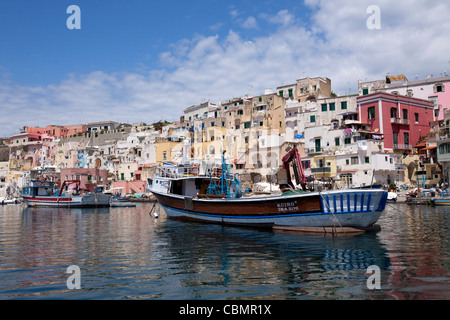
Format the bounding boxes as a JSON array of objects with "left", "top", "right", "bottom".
[
  {"left": 0, "top": 0, "right": 312, "bottom": 85},
  {"left": 1, "top": 0, "right": 450, "bottom": 137}
]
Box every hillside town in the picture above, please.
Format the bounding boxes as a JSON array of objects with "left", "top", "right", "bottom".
[{"left": 1, "top": 74, "right": 450, "bottom": 199}]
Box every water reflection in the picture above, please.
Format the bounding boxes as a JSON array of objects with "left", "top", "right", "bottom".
[
  {"left": 0, "top": 202, "right": 449, "bottom": 299},
  {"left": 153, "top": 215, "right": 391, "bottom": 299}
]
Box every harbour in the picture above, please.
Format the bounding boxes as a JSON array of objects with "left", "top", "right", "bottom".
[{"left": 0, "top": 201, "right": 449, "bottom": 300}]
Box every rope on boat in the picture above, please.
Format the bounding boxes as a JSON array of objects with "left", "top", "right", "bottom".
[{"left": 318, "top": 191, "right": 343, "bottom": 232}]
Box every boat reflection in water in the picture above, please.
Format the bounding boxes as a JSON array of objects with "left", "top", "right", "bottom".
[{"left": 156, "top": 215, "right": 391, "bottom": 299}]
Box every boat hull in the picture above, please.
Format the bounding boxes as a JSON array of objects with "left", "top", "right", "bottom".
[
  {"left": 23, "top": 193, "right": 111, "bottom": 208},
  {"left": 434, "top": 199, "right": 450, "bottom": 206},
  {"left": 152, "top": 189, "right": 388, "bottom": 229}
]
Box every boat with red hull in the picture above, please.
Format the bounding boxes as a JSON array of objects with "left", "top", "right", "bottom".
[{"left": 21, "top": 179, "right": 111, "bottom": 208}]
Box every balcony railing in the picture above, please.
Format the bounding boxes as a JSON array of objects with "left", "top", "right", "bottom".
[
  {"left": 311, "top": 167, "right": 331, "bottom": 174},
  {"left": 391, "top": 118, "right": 410, "bottom": 125},
  {"left": 393, "top": 144, "right": 412, "bottom": 150}
]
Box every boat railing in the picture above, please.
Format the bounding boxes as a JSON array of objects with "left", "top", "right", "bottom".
[{"left": 156, "top": 165, "right": 200, "bottom": 179}]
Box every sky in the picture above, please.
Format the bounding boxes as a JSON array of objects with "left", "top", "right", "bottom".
[{"left": 1, "top": 0, "right": 450, "bottom": 137}]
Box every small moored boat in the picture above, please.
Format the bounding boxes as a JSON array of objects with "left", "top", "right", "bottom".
[{"left": 21, "top": 179, "right": 111, "bottom": 208}]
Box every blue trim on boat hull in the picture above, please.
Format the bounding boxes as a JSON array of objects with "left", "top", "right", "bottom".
[{"left": 159, "top": 203, "right": 383, "bottom": 228}]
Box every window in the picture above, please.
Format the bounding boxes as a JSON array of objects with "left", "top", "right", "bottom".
[
  {"left": 329, "top": 103, "right": 335, "bottom": 111},
  {"left": 288, "top": 89, "right": 293, "bottom": 97},
  {"left": 415, "top": 113, "right": 419, "bottom": 123},
  {"left": 279, "top": 91, "right": 283, "bottom": 97},
  {"left": 310, "top": 115, "right": 316, "bottom": 122},
  {"left": 434, "top": 84, "right": 445, "bottom": 93},
  {"left": 439, "top": 143, "right": 450, "bottom": 154},
  {"left": 402, "top": 109, "right": 408, "bottom": 120},
  {"left": 237, "top": 110, "right": 243, "bottom": 115},
  {"left": 390, "top": 108, "right": 397, "bottom": 118},
  {"left": 368, "top": 107, "right": 376, "bottom": 119},
  {"left": 302, "top": 160, "right": 310, "bottom": 169},
  {"left": 351, "top": 156, "right": 359, "bottom": 165},
  {"left": 335, "top": 137, "right": 340, "bottom": 146},
  {"left": 365, "top": 157, "right": 370, "bottom": 164},
  {"left": 341, "top": 101, "right": 347, "bottom": 110},
  {"left": 318, "top": 159, "right": 324, "bottom": 168},
  {"left": 244, "top": 122, "right": 251, "bottom": 129},
  {"left": 404, "top": 133, "right": 410, "bottom": 146},
  {"left": 363, "top": 88, "right": 369, "bottom": 95},
  {"left": 344, "top": 137, "right": 351, "bottom": 144},
  {"left": 315, "top": 139, "right": 321, "bottom": 152},
  {"left": 321, "top": 104, "right": 327, "bottom": 112}
]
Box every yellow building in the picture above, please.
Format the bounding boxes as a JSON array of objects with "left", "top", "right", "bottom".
[
  {"left": 311, "top": 155, "right": 337, "bottom": 180},
  {"left": 154, "top": 140, "right": 180, "bottom": 164}
]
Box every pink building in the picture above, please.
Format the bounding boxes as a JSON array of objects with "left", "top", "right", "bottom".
[
  {"left": 359, "top": 75, "right": 450, "bottom": 121},
  {"left": 111, "top": 166, "right": 147, "bottom": 194},
  {"left": 357, "top": 92, "right": 435, "bottom": 152},
  {"left": 9, "top": 131, "right": 54, "bottom": 170},
  {"left": 385, "top": 76, "right": 450, "bottom": 121},
  {"left": 60, "top": 168, "right": 108, "bottom": 192}
]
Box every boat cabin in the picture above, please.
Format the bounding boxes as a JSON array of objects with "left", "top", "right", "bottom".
[{"left": 150, "top": 162, "right": 241, "bottom": 198}]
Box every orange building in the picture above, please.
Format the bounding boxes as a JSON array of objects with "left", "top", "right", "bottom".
[{"left": 26, "top": 124, "right": 87, "bottom": 139}]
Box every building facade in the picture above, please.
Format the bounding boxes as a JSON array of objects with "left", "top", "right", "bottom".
[{"left": 357, "top": 92, "right": 435, "bottom": 152}]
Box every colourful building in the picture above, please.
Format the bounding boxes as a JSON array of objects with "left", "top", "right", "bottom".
[
  {"left": 26, "top": 124, "right": 87, "bottom": 139},
  {"left": 60, "top": 168, "right": 109, "bottom": 192},
  {"left": 357, "top": 92, "right": 435, "bottom": 152}
]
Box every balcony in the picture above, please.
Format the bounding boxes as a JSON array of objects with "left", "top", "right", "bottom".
[
  {"left": 394, "top": 144, "right": 412, "bottom": 150},
  {"left": 311, "top": 167, "right": 331, "bottom": 174},
  {"left": 391, "top": 118, "right": 410, "bottom": 125}
]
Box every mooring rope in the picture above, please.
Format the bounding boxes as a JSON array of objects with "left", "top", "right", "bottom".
[
  {"left": 318, "top": 191, "right": 344, "bottom": 231},
  {"left": 386, "top": 203, "right": 435, "bottom": 232}
]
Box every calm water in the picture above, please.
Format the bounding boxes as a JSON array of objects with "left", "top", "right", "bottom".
[{"left": 0, "top": 202, "right": 449, "bottom": 300}]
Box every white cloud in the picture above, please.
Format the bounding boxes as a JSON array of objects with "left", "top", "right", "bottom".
[
  {"left": 241, "top": 16, "right": 258, "bottom": 29},
  {"left": 1, "top": 1, "right": 450, "bottom": 137},
  {"left": 265, "top": 10, "right": 295, "bottom": 27}
]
